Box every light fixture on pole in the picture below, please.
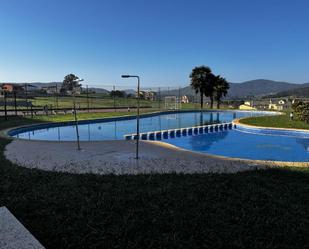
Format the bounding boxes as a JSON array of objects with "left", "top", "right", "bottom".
[{"left": 121, "top": 75, "right": 140, "bottom": 159}]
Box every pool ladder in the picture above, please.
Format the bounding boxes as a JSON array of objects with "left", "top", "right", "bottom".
[{"left": 124, "top": 122, "right": 236, "bottom": 141}]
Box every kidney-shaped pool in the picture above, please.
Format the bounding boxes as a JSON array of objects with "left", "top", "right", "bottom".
[{"left": 8, "top": 110, "right": 309, "bottom": 162}]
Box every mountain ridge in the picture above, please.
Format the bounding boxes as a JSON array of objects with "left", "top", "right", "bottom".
[
  {"left": 160, "top": 79, "right": 309, "bottom": 99},
  {"left": 265, "top": 85, "right": 309, "bottom": 98}
]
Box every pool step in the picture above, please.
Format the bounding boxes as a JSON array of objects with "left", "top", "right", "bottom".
[{"left": 124, "top": 122, "right": 235, "bottom": 141}]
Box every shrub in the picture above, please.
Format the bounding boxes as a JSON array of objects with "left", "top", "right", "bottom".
[{"left": 292, "top": 101, "right": 309, "bottom": 123}]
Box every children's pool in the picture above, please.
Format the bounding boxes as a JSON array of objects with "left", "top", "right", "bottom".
[
  {"left": 165, "top": 126, "right": 309, "bottom": 162},
  {"left": 9, "top": 110, "right": 309, "bottom": 162}
]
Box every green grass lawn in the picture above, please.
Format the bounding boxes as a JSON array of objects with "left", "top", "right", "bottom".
[
  {"left": 31, "top": 110, "right": 157, "bottom": 123},
  {"left": 31, "top": 96, "right": 158, "bottom": 109},
  {"left": 240, "top": 113, "right": 309, "bottom": 130},
  {"left": 0, "top": 95, "right": 159, "bottom": 110},
  {"left": 1, "top": 114, "right": 309, "bottom": 248},
  {"left": 0, "top": 110, "right": 160, "bottom": 126}
]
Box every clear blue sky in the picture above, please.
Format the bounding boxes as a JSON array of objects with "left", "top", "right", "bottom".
[{"left": 0, "top": 0, "right": 308, "bottom": 87}]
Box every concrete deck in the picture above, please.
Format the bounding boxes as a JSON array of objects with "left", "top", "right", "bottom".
[
  {"left": 4, "top": 140, "right": 265, "bottom": 175},
  {"left": 0, "top": 207, "right": 45, "bottom": 249}
]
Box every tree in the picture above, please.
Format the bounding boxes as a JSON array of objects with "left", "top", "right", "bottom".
[
  {"left": 204, "top": 72, "right": 216, "bottom": 109},
  {"left": 214, "top": 75, "right": 230, "bottom": 109},
  {"left": 292, "top": 101, "right": 309, "bottom": 123},
  {"left": 61, "top": 74, "right": 82, "bottom": 95},
  {"left": 110, "top": 90, "right": 126, "bottom": 98},
  {"left": 190, "top": 66, "right": 213, "bottom": 109}
]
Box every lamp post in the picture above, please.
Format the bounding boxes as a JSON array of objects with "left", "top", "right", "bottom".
[
  {"left": 73, "top": 78, "right": 84, "bottom": 150},
  {"left": 121, "top": 75, "right": 140, "bottom": 159}
]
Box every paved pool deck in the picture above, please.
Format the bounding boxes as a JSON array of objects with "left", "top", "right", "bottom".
[
  {"left": 4, "top": 139, "right": 272, "bottom": 175},
  {"left": 0, "top": 207, "right": 45, "bottom": 249}
]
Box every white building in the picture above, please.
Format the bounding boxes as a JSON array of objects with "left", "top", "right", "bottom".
[
  {"left": 268, "top": 99, "right": 290, "bottom": 111},
  {"left": 181, "top": 95, "right": 189, "bottom": 103}
]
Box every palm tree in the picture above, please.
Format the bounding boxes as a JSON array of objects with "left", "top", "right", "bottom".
[
  {"left": 204, "top": 72, "right": 216, "bottom": 109},
  {"left": 190, "top": 66, "right": 212, "bottom": 109},
  {"left": 213, "top": 75, "right": 230, "bottom": 109}
]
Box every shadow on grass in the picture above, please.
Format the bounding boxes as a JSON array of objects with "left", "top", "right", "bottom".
[{"left": 0, "top": 135, "right": 309, "bottom": 249}]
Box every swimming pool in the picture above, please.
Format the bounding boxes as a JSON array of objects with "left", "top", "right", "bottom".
[
  {"left": 8, "top": 110, "right": 309, "bottom": 162},
  {"left": 10, "top": 110, "right": 266, "bottom": 141}
]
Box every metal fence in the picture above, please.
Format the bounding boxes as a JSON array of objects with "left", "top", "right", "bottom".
[{"left": 0, "top": 83, "right": 239, "bottom": 119}]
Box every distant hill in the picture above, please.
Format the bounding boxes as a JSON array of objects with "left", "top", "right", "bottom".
[
  {"left": 30, "top": 83, "right": 110, "bottom": 94},
  {"left": 124, "top": 89, "right": 136, "bottom": 95},
  {"left": 30, "top": 82, "right": 62, "bottom": 88},
  {"left": 266, "top": 84, "right": 309, "bottom": 98},
  {"left": 227, "top": 79, "right": 304, "bottom": 98},
  {"left": 161, "top": 79, "right": 308, "bottom": 99},
  {"left": 160, "top": 86, "right": 193, "bottom": 97},
  {"left": 87, "top": 87, "right": 109, "bottom": 94},
  {"left": 0, "top": 82, "right": 110, "bottom": 94}
]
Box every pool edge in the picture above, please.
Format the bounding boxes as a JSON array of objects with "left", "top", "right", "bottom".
[
  {"left": 149, "top": 140, "right": 309, "bottom": 168},
  {"left": 234, "top": 117, "right": 309, "bottom": 133}
]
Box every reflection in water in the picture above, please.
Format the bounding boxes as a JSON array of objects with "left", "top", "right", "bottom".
[
  {"left": 188, "top": 130, "right": 228, "bottom": 151},
  {"left": 114, "top": 121, "right": 117, "bottom": 140},
  {"left": 194, "top": 112, "right": 198, "bottom": 126},
  {"left": 58, "top": 127, "right": 61, "bottom": 141},
  {"left": 15, "top": 111, "right": 270, "bottom": 141},
  {"left": 197, "top": 112, "right": 222, "bottom": 126},
  {"left": 210, "top": 113, "right": 213, "bottom": 124},
  {"left": 199, "top": 112, "right": 203, "bottom": 126},
  {"left": 88, "top": 124, "right": 91, "bottom": 141},
  {"left": 296, "top": 138, "right": 309, "bottom": 152},
  {"left": 216, "top": 113, "right": 220, "bottom": 123}
]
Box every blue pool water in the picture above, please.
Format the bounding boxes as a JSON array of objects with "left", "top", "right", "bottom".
[
  {"left": 10, "top": 110, "right": 309, "bottom": 162},
  {"left": 165, "top": 128, "right": 309, "bottom": 162},
  {"left": 12, "top": 111, "right": 261, "bottom": 141}
]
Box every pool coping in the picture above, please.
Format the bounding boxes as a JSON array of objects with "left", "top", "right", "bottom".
[
  {"left": 233, "top": 117, "right": 309, "bottom": 133},
  {"left": 0, "top": 206, "right": 45, "bottom": 249},
  {"left": 3, "top": 110, "right": 308, "bottom": 167}
]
